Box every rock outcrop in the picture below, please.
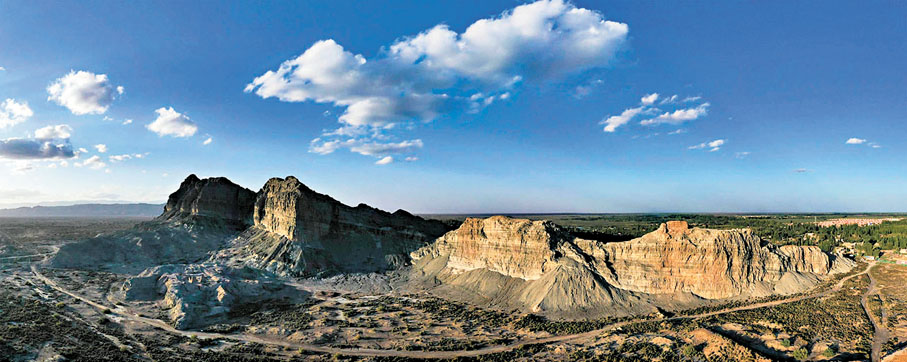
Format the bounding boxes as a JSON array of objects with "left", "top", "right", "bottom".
[
  {"left": 159, "top": 174, "right": 256, "bottom": 226},
  {"left": 121, "top": 263, "right": 302, "bottom": 329},
  {"left": 409, "top": 216, "right": 854, "bottom": 318},
  {"left": 51, "top": 175, "right": 256, "bottom": 272},
  {"left": 221, "top": 176, "right": 450, "bottom": 277},
  {"left": 50, "top": 174, "right": 446, "bottom": 277}
]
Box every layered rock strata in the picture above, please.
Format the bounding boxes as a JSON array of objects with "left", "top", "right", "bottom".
[
  {"left": 224, "top": 176, "right": 449, "bottom": 276},
  {"left": 410, "top": 216, "right": 854, "bottom": 318}
]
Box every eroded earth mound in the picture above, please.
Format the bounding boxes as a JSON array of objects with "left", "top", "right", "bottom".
[{"left": 409, "top": 216, "right": 854, "bottom": 318}]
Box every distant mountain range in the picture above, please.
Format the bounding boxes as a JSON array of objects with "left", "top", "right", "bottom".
[{"left": 0, "top": 203, "right": 164, "bottom": 217}]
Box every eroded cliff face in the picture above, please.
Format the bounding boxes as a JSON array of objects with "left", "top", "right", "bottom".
[
  {"left": 410, "top": 217, "right": 854, "bottom": 318},
  {"left": 51, "top": 175, "right": 257, "bottom": 272},
  {"left": 578, "top": 221, "right": 851, "bottom": 299},
  {"left": 159, "top": 174, "right": 256, "bottom": 226},
  {"left": 224, "top": 176, "right": 450, "bottom": 276}
]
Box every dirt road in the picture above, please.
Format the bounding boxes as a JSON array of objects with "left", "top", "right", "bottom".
[
  {"left": 861, "top": 264, "right": 890, "bottom": 362},
  {"left": 30, "top": 262, "right": 873, "bottom": 359}
]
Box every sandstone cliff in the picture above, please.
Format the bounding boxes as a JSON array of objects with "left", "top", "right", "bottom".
[
  {"left": 222, "top": 176, "right": 450, "bottom": 276},
  {"left": 409, "top": 217, "right": 854, "bottom": 318}
]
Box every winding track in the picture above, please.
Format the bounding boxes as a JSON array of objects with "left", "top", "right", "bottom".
[
  {"left": 30, "top": 261, "right": 873, "bottom": 359},
  {"left": 861, "top": 264, "right": 891, "bottom": 362}
]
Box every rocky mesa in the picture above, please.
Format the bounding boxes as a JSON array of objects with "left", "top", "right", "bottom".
[
  {"left": 51, "top": 175, "right": 256, "bottom": 272},
  {"left": 409, "top": 216, "right": 854, "bottom": 318},
  {"left": 220, "top": 176, "right": 450, "bottom": 277},
  {"left": 52, "top": 174, "right": 449, "bottom": 277}
]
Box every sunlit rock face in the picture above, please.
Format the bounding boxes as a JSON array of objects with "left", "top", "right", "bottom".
[
  {"left": 225, "top": 176, "right": 450, "bottom": 276},
  {"left": 410, "top": 216, "right": 562, "bottom": 281},
  {"left": 410, "top": 216, "right": 854, "bottom": 318},
  {"left": 159, "top": 174, "right": 256, "bottom": 226},
  {"left": 583, "top": 222, "right": 853, "bottom": 299}
]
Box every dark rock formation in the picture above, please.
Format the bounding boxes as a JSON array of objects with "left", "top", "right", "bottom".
[{"left": 159, "top": 174, "right": 256, "bottom": 227}]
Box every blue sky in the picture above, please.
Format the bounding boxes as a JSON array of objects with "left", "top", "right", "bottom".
[{"left": 0, "top": 0, "right": 904, "bottom": 212}]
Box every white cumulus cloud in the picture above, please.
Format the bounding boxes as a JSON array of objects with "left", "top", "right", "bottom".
[
  {"left": 47, "top": 70, "right": 122, "bottom": 115},
  {"left": 147, "top": 107, "right": 198, "bottom": 137},
  {"left": 375, "top": 156, "right": 394, "bottom": 165},
  {"left": 203, "top": 137, "right": 213, "bottom": 145},
  {"left": 34, "top": 124, "right": 72, "bottom": 139},
  {"left": 94, "top": 144, "right": 107, "bottom": 153},
  {"left": 247, "top": 0, "right": 628, "bottom": 158},
  {"left": 845, "top": 138, "right": 866, "bottom": 145},
  {"left": 0, "top": 99, "right": 34, "bottom": 128},
  {"left": 640, "top": 93, "right": 658, "bottom": 105}
]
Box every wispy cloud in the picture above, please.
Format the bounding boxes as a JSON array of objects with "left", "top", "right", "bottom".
[
  {"left": 641, "top": 103, "right": 710, "bottom": 126},
  {"left": 689, "top": 139, "right": 725, "bottom": 152},
  {"left": 602, "top": 93, "right": 709, "bottom": 133},
  {"left": 846, "top": 137, "right": 881, "bottom": 149},
  {"left": 735, "top": 151, "right": 750, "bottom": 159}
]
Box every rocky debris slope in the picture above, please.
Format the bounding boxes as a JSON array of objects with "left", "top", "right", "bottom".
[
  {"left": 121, "top": 263, "right": 302, "bottom": 329},
  {"left": 220, "top": 176, "right": 450, "bottom": 277},
  {"left": 51, "top": 175, "right": 256, "bottom": 272},
  {"left": 409, "top": 217, "right": 854, "bottom": 318}
]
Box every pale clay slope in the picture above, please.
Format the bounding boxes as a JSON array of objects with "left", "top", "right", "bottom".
[{"left": 409, "top": 217, "right": 854, "bottom": 318}]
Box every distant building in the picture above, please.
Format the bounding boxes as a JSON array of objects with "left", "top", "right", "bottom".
[
  {"left": 864, "top": 255, "right": 876, "bottom": 261},
  {"left": 900, "top": 249, "right": 907, "bottom": 254}
]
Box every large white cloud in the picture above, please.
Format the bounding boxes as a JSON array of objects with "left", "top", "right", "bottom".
[
  {"left": 247, "top": 0, "right": 628, "bottom": 159},
  {"left": 47, "top": 70, "right": 123, "bottom": 115},
  {"left": 34, "top": 124, "right": 73, "bottom": 139},
  {"left": 0, "top": 99, "right": 34, "bottom": 128},
  {"left": 146, "top": 107, "right": 198, "bottom": 137}
]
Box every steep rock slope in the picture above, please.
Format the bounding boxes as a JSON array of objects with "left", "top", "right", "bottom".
[
  {"left": 220, "top": 176, "right": 449, "bottom": 277},
  {"left": 409, "top": 217, "right": 854, "bottom": 318},
  {"left": 51, "top": 175, "right": 255, "bottom": 272}
]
